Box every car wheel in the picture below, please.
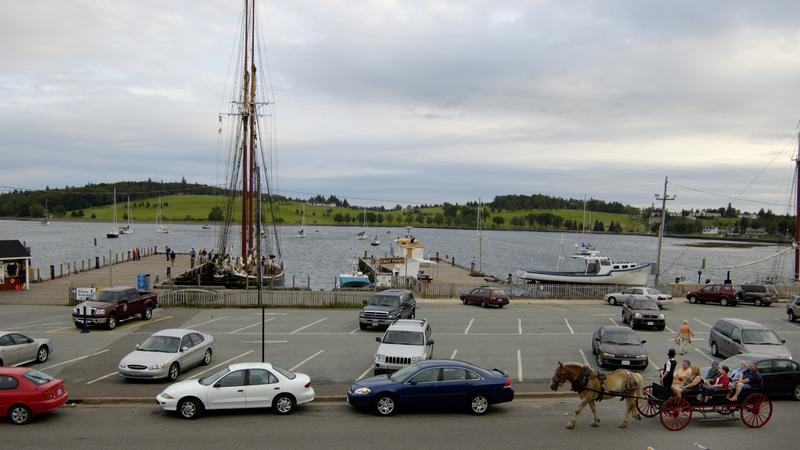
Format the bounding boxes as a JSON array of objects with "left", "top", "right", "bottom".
[
  {"left": 168, "top": 363, "right": 180, "bottom": 381},
  {"left": 106, "top": 315, "right": 117, "bottom": 330},
  {"left": 720, "top": 298, "right": 729, "bottom": 307},
  {"left": 608, "top": 297, "right": 617, "bottom": 306},
  {"left": 141, "top": 307, "right": 153, "bottom": 320},
  {"left": 462, "top": 298, "right": 467, "bottom": 305},
  {"left": 273, "top": 394, "right": 296, "bottom": 415},
  {"left": 596, "top": 353, "right": 605, "bottom": 368},
  {"left": 789, "top": 311, "right": 797, "bottom": 322},
  {"left": 498, "top": 304, "right": 504, "bottom": 309},
  {"left": 374, "top": 394, "right": 397, "bottom": 416},
  {"left": 73, "top": 322, "right": 83, "bottom": 329},
  {"left": 482, "top": 301, "right": 488, "bottom": 308},
  {"left": 657, "top": 325, "right": 665, "bottom": 331},
  {"left": 201, "top": 349, "right": 212, "bottom": 366},
  {"left": 688, "top": 296, "right": 696, "bottom": 304},
  {"left": 36, "top": 345, "right": 49, "bottom": 363},
  {"left": 711, "top": 342, "right": 720, "bottom": 357},
  {"left": 469, "top": 394, "right": 490, "bottom": 415},
  {"left": 793, "top": 383, "right": 800, "bottom": 401},
  {"left": 754, "top": 299, "right": 762, "bottom": 307},
  {"left": 8, "top": 404, "right": 32, "bottom": 425},
  {"left": 178, "top": 398, "right": 202, "bottom": 420},
  {"left": 410, "top": 309, "right": 415, "bottom": 319},
  {"left": 629, "top": 320, "right": 636, "bottom": 329},
  {"left": 359, "top": 323, "right": 368, "bottom": 330},
  {"left": 0, "top": 358, "right": 3, "bottom": 366}
]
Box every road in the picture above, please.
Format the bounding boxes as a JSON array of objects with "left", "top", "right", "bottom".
[{"left": 2, "top": 398, "right": 795, "bottom": 450}]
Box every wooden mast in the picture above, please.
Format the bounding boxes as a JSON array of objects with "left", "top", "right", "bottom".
[
  {"left": 248, "top": 0, "right": 257, "bottom": 252},
  {"left": 240, "top": 0, "right": 251, "bottom": 259}
]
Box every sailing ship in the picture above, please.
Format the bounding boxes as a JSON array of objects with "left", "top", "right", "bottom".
[
  {"left": 120, "top": 196, "right": 134, "bottom": 234},
  {"left": 155, "top": 196, "right": 168, "bottom": 234},
  {"left": 356, "top": 207, "right": 368, "bottom": 240},
  {"left": 296, "top": 204, "right": 306, "bottom": 238},
  {"left": 175, "top": 0, "right": 284, "bottom": 288},
  {"left": 106, "top": 187, "right": 120, "bottom": 238},
  {"left": 40, "top": 198, "right": 50, "bottom": 225}
]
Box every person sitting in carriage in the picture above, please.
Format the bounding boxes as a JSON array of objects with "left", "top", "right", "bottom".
[
  {"left": 728, "top": 361, "right": 762, "bottom": 402},
  {"left": 698, "top": 365, "right": 730, "bottom": 402},
  {"left": 674, "top": 366, "right": 704, "bottom": 397}
]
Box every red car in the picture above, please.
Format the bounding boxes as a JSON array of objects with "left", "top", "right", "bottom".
[
  {"left": 460, "top": 287, "right": 510, "bottom": 308},
  {"left": 0, "top": 368, "right": 68, "bottom": 424},
  {"left": 686, "top": 284, "right": 739, "bottom": 307}
]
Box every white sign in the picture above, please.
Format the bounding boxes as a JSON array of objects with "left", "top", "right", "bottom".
[{"left": 75, "top": 287, "right": 96, "bottom": 301}]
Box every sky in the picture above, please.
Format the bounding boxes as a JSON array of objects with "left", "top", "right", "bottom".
[{"left": 2, "top": 0, "right": 800, "bottom": 212}]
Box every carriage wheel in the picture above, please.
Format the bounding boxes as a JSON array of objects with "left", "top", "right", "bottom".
[
  {"left": 636, "top": 386, "right": 660, "bottom": 418},
  {"left": 740, "top": 393, "right": 772, "bottom": 428},
  {"left": 660, "top": 397, "right": 692, "bottom": 431}
]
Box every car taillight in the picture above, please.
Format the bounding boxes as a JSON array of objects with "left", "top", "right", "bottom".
[
  {"left": 304, "top": 382, "right": 311, "bottom": 388},
  {"left": 504, "top": 376, "right": 511, "bottom": 388}
]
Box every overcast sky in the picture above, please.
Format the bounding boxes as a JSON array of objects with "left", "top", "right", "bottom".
[{"left": 2, "top": 0, "right": 800, "bottom": 211}]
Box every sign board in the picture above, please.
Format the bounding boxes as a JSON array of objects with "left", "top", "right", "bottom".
[
  {"left": 75, "top": 287, "right": 96, "bottom": 301},
  {"left": 379, "top": 257, "right": 405, "bottom": 265},
  {"left": 137, "top": 274, "right": 147, "bottom": 291},
  {"left": 375, "top": 273, "right": 393, "bottom": 288}
]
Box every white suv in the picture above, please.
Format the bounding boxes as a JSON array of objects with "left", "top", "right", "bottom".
[{"left": 373, "top": 320, "right": 434, "bottom": 375}]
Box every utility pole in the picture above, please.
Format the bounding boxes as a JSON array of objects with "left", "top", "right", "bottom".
[{"left": 654, "top": 177, "right": 676, "bottom": 286}]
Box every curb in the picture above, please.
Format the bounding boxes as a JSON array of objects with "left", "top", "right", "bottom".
[{"left": 68, "top": 391, "right": 576, "bottom": 406}]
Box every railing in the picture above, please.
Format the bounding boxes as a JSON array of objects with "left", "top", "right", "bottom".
[{"left": 154, "top": 287, "right": 373, "bottom": 308}]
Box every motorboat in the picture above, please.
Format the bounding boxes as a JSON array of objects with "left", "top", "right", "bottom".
[{"left": 516, "top": 244, "right": 650, "bottom": 285}]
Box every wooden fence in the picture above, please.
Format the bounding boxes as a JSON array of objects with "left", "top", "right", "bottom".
[
  {"left": 154, "top": 287, "right": 374, "bottom": 308},
  {"left": 412, "top": 281, "right": 634, "bottom": 300}
]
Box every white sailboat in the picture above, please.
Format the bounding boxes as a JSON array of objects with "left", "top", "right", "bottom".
[
  {"left": 120, "top": 196, "right": 134, "bottom": 234},
  {"left": 40, "top": 198, "right": 50, "bottom": 225},
  {"left": 106, "top": 187, "right": 120, "bottom": 238},
  {"left": 156, "top": 196, "right": 169, "bottom": 234},
  {"left": 296, "top": 203, "right": 306, "bottom": 238},
  {"left": 356, "top": 207, "right": 368, "bottom": 240}
]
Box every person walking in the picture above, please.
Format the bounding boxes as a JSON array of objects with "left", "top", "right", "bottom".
[
  {"left": 165, "top": 246, "right": 171, "bottom": 261},
  {"left": 190, "top": 248, "right": 196, "bottom": 268},
  {"left": 676, "top": 320, "right": 694, "bottom": 355},
  {"left": 169, "top": 249, "right": 176, "bottom": 267}
]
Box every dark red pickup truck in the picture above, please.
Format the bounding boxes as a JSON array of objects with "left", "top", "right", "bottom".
[{"left": 72, "top": 286, "right": 158, "bottom": 330}]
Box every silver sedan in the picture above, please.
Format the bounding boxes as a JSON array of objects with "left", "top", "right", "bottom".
[
  {"left": 0, "top": 331, "right": 51, "bottom": 366},
  {"left": 118, "top": 329, "right": 214, "bottom": 381},
  {"left": 603, "top": 287, "right": 673, "bottom": 308}
]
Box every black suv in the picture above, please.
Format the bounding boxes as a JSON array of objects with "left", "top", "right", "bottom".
[
  {"left": 358, "top": 289, "right": 416, "bottom": 330},
  {"left": 737, "top": 285, "right": 777, "bottom": 307}
]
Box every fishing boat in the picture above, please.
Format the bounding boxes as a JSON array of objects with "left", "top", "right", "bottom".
[
  {"left": 296, "top": 204, "right": 306, "bottom": 238},
  {"left": 515, "top": 243, "right": 650, "bottom": 285},
  {"left": 356, "top": 208, "right": 368, "bottom": 240},
  {"left": 155, "top": 196, "right": 168, "bottom": 234},
  {"left": 337, "top": 260, "right": 371, "bottom": 288},
  {"left": 106, "top": 187, "right": 120, "bottom": 238},
  {"left": 120, "top": 196, "right": 134, "bottom": 234}
]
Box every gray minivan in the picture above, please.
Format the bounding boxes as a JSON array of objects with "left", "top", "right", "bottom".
[{"left": 708, "top": 318, "right": 792, "bottom": 359}]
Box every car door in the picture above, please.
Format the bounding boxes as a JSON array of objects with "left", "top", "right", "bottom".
[
  {"left": 0, "top": 334, "right": 19, "bottom": 366},
  {"left": 766, "top": 360, "right": 799, "bottom": 395},
  {"left": 631, "top": 288, "right": 644, "bottom": 301},
  {"left": 727, "top": 326, "right": 742, "bottom": 356},
  {"left": 10, "top": 333, "right": 36, "bottom": 363},
  {"left": 188, "top": 333, "right": 206, "bottom": 367},
  {"left": 177, "top": 334, "right": 196, "bottom": 368},
  {"left": 0, "top": 374, "right": 20, "bottom": 413},
  {"left": 206, "top": 369, "right": 247, "bottom": 410},
  {"left": 436, "top": 368, "right": 473, "bottom": 406},
  {"left": 399, "top": 368, "right": 441, "bottom": 408},
  {"left": 245, "top": 369, "right": 280, "bottom": 408}
]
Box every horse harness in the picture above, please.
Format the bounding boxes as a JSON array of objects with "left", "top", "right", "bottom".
[{"left": 570, "top": 365, "right": 639, "bottom": 401}]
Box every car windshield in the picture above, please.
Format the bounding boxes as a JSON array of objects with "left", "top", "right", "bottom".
[
  {"left": 646, "top": 289, "right": 660, "bottom": 295},
  {"left": 633, "top": 300, "right": 659, "bottom": 310},
  {"left": 199, "top": 366, "right": 230, "bottom": 386},
  {"left": 138, "top": 336, "right": 181, "bottom": 353},
  {"left": 369, "top": 296, "right": 399, "bottom": 308},
  {"left": 382, "top": 330, "right": 424, "bottom": 345},
  {"left": 389, "top": 363, "right": 420, "bottom": 382},
  {"left": 489, "top": 289, "right": 508, "bottom": 297},
  {"left": 273, "top": 366, "right": 296, "bottom": 380},
  {"left": 91, "top": 290, "right": 120, "bottom": 302},
  {"left": 23, "top": 369, "right": 54, "bottom": 385},
  {"left": 603, "top": 332, "right": 640, "bottom": 345},
  {"left": 742, "top": 329, "right": 783, "bottom": 345}
]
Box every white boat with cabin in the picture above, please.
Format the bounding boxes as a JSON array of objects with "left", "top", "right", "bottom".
[{"left": 516, "top": 244, "right": 650, "bottom": 285}]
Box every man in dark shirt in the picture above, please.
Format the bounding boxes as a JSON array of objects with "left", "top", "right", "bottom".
[
  {"left": 728, "top": 362, "right": 762, "bottom": 401},
  {"left": 704, "top": 361, "right": 720, "bottom": 382}
]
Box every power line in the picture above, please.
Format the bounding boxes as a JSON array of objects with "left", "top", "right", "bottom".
[{"left": 669, "top": 181, "right": 789, "bottom": 208}]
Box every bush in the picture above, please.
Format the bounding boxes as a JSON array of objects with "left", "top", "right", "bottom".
[{"left": 208, "top": 206, "right": 224, "bottom": 221}]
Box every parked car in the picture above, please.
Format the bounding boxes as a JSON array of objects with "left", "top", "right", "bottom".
[
  {"left": 686, "top": 284, "right": 738, "bottom": 306},
  {"left": 72, "top": 286, "right": 158, "bottom": 330},
  {"left": 737, "top": 284, "right": 777, "bottom": 306},
  {"left": 347, "top": 359, "right": 514, "bottom": 416},
  {"left": 708, "top": 318, "right": 791, "bottom": 359},
  {"left": 788, "top": 296, "right": 800, "bottom": 322},
  {"left": 591, "top": 326, "right": 648, "bottom": 370},
  {"left": 0, "top": 368, "right": 67, "bottom": 424},
  {"left": 156, "top": 362, "right": 314, "bottom": 419},
  {"left": 358, "top": 289, "right": 416, "bottom": 330},
  {"left": 621, "top": 298, "right": 665, "bottom": 330},
  {"left": 460, "top": 287, "right": 510, "bottom": 308},
  {"left": 119, "top": 329, "right": 214, "bottom": 381},
  {"left": 374, "top": 320, "right": 433, "bottom": 375},
  {"left": 604, "top": 287, "right": 673, "bottom": 308},
  {"left": 702, "top": 354, "right": 800, "bottom": 400},
  {"left": 0, "top": 332, "right": 51, "bottom": 367}
]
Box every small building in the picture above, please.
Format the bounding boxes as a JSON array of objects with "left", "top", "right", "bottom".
[
  {"left": 745, "top": 227, "right": 768, "bottom": 238},
  {"left": 0, "top": 240, "right": 31, "bottom": 291},
  {"left": 701, "top": 226, "right": 720, "bottom": 235}
]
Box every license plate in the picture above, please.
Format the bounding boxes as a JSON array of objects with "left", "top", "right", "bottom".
[
  {"left": 647, "top": 321, "right": 654, "bottom": 326},
  {"left": 57, "top": 389, "right": 62, "bottom": 395},
  {"left": 621, "top": 360, "right": 631, "bottom": 365}
]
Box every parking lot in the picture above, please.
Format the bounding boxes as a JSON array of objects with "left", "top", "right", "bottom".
[{"left": 3, "top": 299, "right": 800, "bottom": 400}]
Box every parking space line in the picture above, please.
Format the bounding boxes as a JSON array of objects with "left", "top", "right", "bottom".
[
  {"left": 450, "top": 349, "right": 458, "bottom": 359},
  {"left": 694, "top": 318, "right": 713, "bottom": 328},
  {"left": 86, "top": 371, "right": 119, "bottom": 385},
  {"left": 121, "top": 315, "right": 174, "bottom": 332},
  {"left": 665, "top": 325, "right": 675, "bottom": 333},
  {"left": 608, "top": 318, "right": 619, "bottom": 326},
  {"left": 186, "top": 317, "right": 227, "bottom": 328},
  {"left": 578, "top": 349, "right": 589, "bottom": 365},
  {"left": 777, "top": 318, "right": 800, "bottom": 330},
  {"left": 357, "top": 366, "right": 373, "bottom": 381},
  {"left": 5, "top": 315, "right": 65, "bottom": 329},
  {"left": 518, "top": 318, "right": 522, "bottom": 335},
  {"left": 239, "top": 340, "right": 288, "bottom": 344},
  {"left": 290, "top": 350, "right": 324, "bottom": 371},
  {"left": 648, "top": 359, "right": 658, "bottom": 370},
  {"left": 564, "top": 318, "right": 574, "bottom": 334},
  {"left": 251, "top": 312, "right": 287, "bottom": 315},
  {"left": 694, "top": 347, "right": 713, "bottom": 360},
  {"left": 229, "top": 318, "right": 276, "bottom": 334},
  {"left": 591, "top": 314, "right": 616, "bottom": 317},
  {"left": 349, "top": 327, "right": 361, "bottom": 334},
  {"left": 192, "top": 351, "right": 254, "bottom": 378},
  {"left": 47, "top": 324, "right": 79, "bottom": 333},
  {"left": 290, "top": 318, "right": 328, "bottom": 334},
  {"left": 42, "top": 349, "right": 110, "bottom": 370},
  {"left": 464, "top": 318, "right": 474, "bottom": 335},
  {"left": 516, "top": 349, "right": 523, "bottom": 382}
]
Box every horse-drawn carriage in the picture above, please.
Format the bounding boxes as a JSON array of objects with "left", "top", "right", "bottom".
[{"left": 636, "top": 383, "right": 773, "bottom": 431}]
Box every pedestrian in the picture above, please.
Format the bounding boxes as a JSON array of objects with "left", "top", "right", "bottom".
[
  {"left": 190, "top": 248, "right": 196, "bottom": 268},
  {"left": 165, "top": 246, "right": 170, "bottom": 261},
  {"left": 675, "top": 320, "right": 694, "bottom": 355},
  {"left": 659, "top": 348, "right": 677, "bottom": 397},
  {"left": 170, "top": 249, "right": 176, "bottom": 267}
]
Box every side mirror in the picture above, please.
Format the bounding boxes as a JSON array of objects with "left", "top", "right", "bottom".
[
  {"left": 640, "top": 340, "right": 647, "bottom": 344},
  {"left": 781, "top": 339, "right": 786, "bottom": 344},
  {"left": 136, "top": 344, "right": 140, "bottom": 349},
  {"left": 213, "top": 383, "right": 221, "bottom": 388},
  {"left": 428, "top": 339, "right": 435, "bottom": 346},
  {"left": 362, "top": 300, "right": 368, "bottom": 306},
  {"left": 375, "top": 337, "right": 382, "bottom": 343},
  {"left": 181, "top": 346, "right": 189, "bottom": 352},
  {"left": 408, "top": 379, "right": 417, "bottom": 385}
]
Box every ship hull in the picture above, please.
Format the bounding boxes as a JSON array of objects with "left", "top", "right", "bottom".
[{"left": 516, "top": 264, "right": 650, "bottom": 285}]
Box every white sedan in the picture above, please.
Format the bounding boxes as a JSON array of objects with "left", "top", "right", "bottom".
[
  {"left": 0, "top": 331, "right": 51, "bottom": 366},
  {"left": 156, "top": 362, "right": 315, "bottom": 419},
  {"left": 603, "top": 287, "right": 673, "bottom": 308}
]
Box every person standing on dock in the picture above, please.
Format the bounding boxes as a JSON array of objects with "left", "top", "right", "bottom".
[
  {"left": 165, "top": 246, "right": 171, "bottom": 261},
  {"left": 169, "top": 249, "right": 176, "bottom": 267},
  {"left": 190, "top": 248, "right": 196, "bottom": 268}
]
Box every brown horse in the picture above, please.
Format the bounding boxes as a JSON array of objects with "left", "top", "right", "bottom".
[{"left": 550, "top": 361, "right": 644, "bottom": 429}]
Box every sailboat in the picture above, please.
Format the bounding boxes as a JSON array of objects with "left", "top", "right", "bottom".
[
  {"left": 120, "top": 196, "right": 134, "bottom": 234},
  {"left": 296, "top": 203, "right": 306, "bottom": 238},
  {"left": 106, "top": 187, "right": 120, "bottom": 238},
  {"left": 370, "top": 232, "right": 380, "bottom": 246},
  {"left": 156, "top": 196, "right": 169, "bottom": 234},
  {"left": 40, "top": 198, "right": 50, "bottom": 225},
  {"left": 356, "top": 207, "right": 368, "bottom": 240},
  {"left": 472, "top": 199, "right": 484, "bottom": 276}
]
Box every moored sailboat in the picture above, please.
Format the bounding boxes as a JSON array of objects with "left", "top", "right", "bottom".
[{"left": 106, "top": 187, "right": 120, "bottom": 238}]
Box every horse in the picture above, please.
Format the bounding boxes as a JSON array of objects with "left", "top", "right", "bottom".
[{"left": 550, "top": 361, "right": 644, "bottom": 429}]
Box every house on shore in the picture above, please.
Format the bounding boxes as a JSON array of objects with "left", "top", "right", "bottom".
[{"left": 0, "top": 240, "right": 31, "bottom": 291}]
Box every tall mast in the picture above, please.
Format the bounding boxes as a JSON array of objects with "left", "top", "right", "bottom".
[
  {"left": 248, "top": 0, "right": 257, "bottom": 252},
  {"left": 240, "top": 0, "right": 251, "bottom": 259},
  {"left": 795, "top": 129, "right": 800, "bottom": 281}
]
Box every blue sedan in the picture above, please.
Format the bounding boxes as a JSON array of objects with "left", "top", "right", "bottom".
[{"left": 347, "top": 359, "right": 514, "bottom": 416}]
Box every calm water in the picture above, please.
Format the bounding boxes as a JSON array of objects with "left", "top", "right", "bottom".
[{"left": 1, "top": 219, "right": 792, "bottom": 289}]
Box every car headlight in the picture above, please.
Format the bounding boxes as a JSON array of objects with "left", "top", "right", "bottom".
[
  {"left": 353, "top": 387, "right": 371, "bottom": 395},
  {"left": 159, "top": 393, "right": 174, "bottom": 400},
  {"left": 411, "top": 356, "right": 423, "bottom": 362},
  {"left": 149, "top": 362, "right": 168, "bottom": 370},
  {"left": 387, "top": 314, "right": 396, "bottom": 319},
  {"left": 375, "top": 354, "right": 385, "bottom": 362},
  {"left": 119, "top": 362, "right": 126, "bottom": 369},
  {"left": 658, "top": 314, "right": 664, "bottom": 319},
  {"left": 636, "top": 355, "right": 647, "bottom": 358},
  {"left": 95, "top": 309, "right": 106, "bottom": 315},
  {"left": 602, "top": 352, "right": 615, "bottom": 357},
  {"left": 634, "top": 313, "right": 642, "bottom": 318}
]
